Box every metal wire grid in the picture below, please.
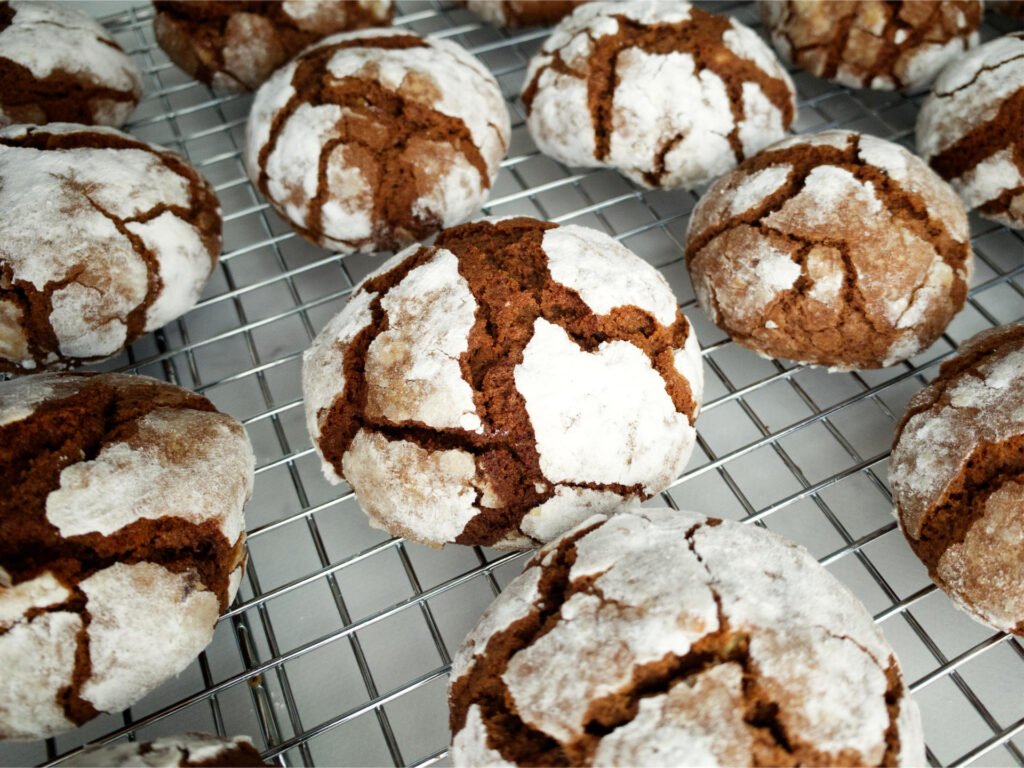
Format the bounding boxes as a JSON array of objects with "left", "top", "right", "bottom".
[{"left": 2, "top": 1, "right": 1024, "bottom": 766}]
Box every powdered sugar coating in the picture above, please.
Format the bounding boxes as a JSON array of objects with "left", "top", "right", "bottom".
[
  {"left": 64, "top": 734, "right": 261, "bottom": 767},
  {"left": 0, "top": 572, "right": 69, "bottom": 630},
  {"left": 522, "top": 1, "right": 795, "bottom": 190},
  {"left": 245, "top": 29, "right": 509, "bottom": 253},
  {"left": 0, "top": 124, "right": 220, "bottom": 373},
  {"left": 0, "top": 2, "right": 142, "bottom": 128},
  {"left": 515, "top": 319, "right": 695, "bottom": 492},
  {"left": 450, "top": 508, "right": 922, "bottom": 766},
  {"left": 916, "top": 32, "right": 1024, "bottom": 229},
  {"left": 79, "top": 562, "right": 222, "bottom": 713}
]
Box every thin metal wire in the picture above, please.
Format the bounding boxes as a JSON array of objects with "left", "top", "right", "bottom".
[{"left": 7, "top": 1, "right": 1022, "bottom": 766}]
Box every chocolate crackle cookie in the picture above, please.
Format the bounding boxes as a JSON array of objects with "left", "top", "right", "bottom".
[
  {"left": 891, "top": 323, "right": 1024, "bottom": 635},
  {"left": 303, "top": 217, "right": 703, "bottom": 549},
  {"left": 65, "top": 734, "right": 266, "bottom": 766},
  {"left": 0, "top": 1, "right": 143, "bottom": 127},
  {"left": 685, "top": 130, "right": 973, "bottom": 371},
  {"left": 449, "top": 508, "right": 924, "bottom": 766},
  {"left": 521, "top": 1, "right": 796, "bottom": 190},
  {"left": 154, "top": 1, "right": 394, "bottom": 93},
  {"left": 917, "top": 33, "right": 1024, "bottom": 229},
  {"left": 760, "top": 0, "right": 981, "bottom": 92},
  {"left": 464, "top": 1, "right": 584, "bottom": 28},
  {"left": 245, "top": 28, "right": 509, "bottom": 254},
  {"left": 0, "top": 123, "right": 221, "bottom": 374},
  {"left": 0, "top": 372, "right": 254, "bottom": 740}
]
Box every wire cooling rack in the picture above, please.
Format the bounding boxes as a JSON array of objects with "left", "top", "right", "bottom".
[{"left": 3, "top": 1, "right": 1024, "bottom": 766}]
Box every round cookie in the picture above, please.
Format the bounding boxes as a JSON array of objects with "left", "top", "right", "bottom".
[
  {"left": 761, "top": 0, "right": 981, "bottom": 92},
  {"left": 685, "top": 130, "right": 973, "bottom": 370},
  {"left": 302, "top": 217, "right": 703, "bottom": 549},
  {"left": 65, "top": 734, "right": 266, "bottom": 767},
  {"left": 916, "top": 32, "right": 1024, "bottom": 229},
  {"left": 0, "top": 372, "right": 254, "bottom": 740},
  {"left": 0, "top": 1, "right": 143, "bottom": 127},
  {"left": 521, "top": 1, "right": 796, "bottom": 190},
  {"left": 153, "top": 1, "right": 394, "bottom": 93},
  {"left": 890, "top": 322, "right": 1024, "bottom": 635},
  {"left": 464, "top": 1, "right": 584, "bottom": 28},
  {"left": 449, "top": 508, "right": 924, "bottom": 766},
  {"left": 245, "top": 28, "right": 510, "bottom": 254},
  {"left": 0, "top": 123, "right": 222, "bottom": 374}
]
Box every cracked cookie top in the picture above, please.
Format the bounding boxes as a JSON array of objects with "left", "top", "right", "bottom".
[
  {"left": 448, "top": 508, "right": 924, "bottom": 767},
  {"left": 302, "top": 217, "right": 702, "bottom": 549},
  {"left": 0, "top": 372, "right": 255, "bottom": 740},
  {"left": 916, "top": 32, "right": 1024, "bottom": 229},
  {"left": 463, "top": 1, "right": 585, "bottom": 28},
  {"left": 0, "top": 1, "right": 142, "bottom": 128},
  {"left": 65, "top": 733, "right": 266, "bottom": 766},
  {"left": 244, "top": 28, "right": 510, "bottom": 254},
  {"left": 891, "top": 322, "right": 1024, "bottom": 635},
  {"left": 153, "top": 0, "right": 394, "bottom": 93},
  {"left": 0, "top": 123, "right": 222, "bottom": 374},
  {"left": 760, "top": 0, "right": 981, "bottom": 93},
  {"left": 685, "top": 129, "right": 972, "bottom": 371},
  {"left": 520, "top": 1, "right": 796, "bottom": 190}
]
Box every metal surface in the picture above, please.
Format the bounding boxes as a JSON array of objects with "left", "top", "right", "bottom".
[{"left": 3, "top": 2, "right": 1024, "bottom": 766}]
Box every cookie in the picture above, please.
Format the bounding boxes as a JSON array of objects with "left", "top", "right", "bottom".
[
  {"left": 916, "top": 32, "right": 1024, "bottom": 229},
  {"left": 0, "top": 1, "right": 142, "bottom": 128},
  {"left": 153, "top": 1, "right": 394, "bottom": 92},
  {"left": 302, "top": 217, "right": 702, "bottom": 549},
  {"left": 463, "top": 1, "right": 584, "bottom": 28},
  {"left": 0, "top": 123, "right": 222, "bottom": 374},
  {"left": 65, "top": 734, "right": 266, "bottom": 767},
  {"left": 245, "top": 28, "right": 510, "bottom": 254},
  {"left": 760, "top": 0, "right": 981, "bottom": 92},
  {"left": 521, "top": 1, "right": 796, "bottom": 189},
  {"left": 449, "top": 508, "right": 924, "bottom": 766},
  {"left": 0, "top": 372, "right": 254, "bottom": 740},
  {"left": 891, "top": 322, "right": 1024, "bottom": 635},
  {"left": 685, "top": 130, "right": 973, "bottom": 370}
]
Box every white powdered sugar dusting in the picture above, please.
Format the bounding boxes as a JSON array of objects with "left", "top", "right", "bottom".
[
  {"left": 0, "top": 612, "right": 79, "bottom": 739},
  {"left": 674, "top": 324, "right": 705, "bottom": 408},
  {"left": 515, "top": 319, "right": 694, "bottom": 492},
  {"left": 45, "top": 408, "right": 253, "bottom": 545},
  {"left": 366, "top": 248, "right": 481, "bottom": 432},
  {"left": 892, "top": 334, "right": 1024, "bottom": 540},
  {"left": 728, "top": 164, "right": 791, "bottom": 217},
  {"left": 451, "top": 705, "right": 515, "bottom": 768},
  {"left": 0, "top": 572, "right": 70, "bottom": 630},
  {"left": 65, "top": 734, "right": 260, "bottom": 767},
  {"left": 79, "top": 562, "right": 221, "bottom": 714},
  {"left": 0, "top": 1, "right": 141, "bottom": 94},
  {"left": 520, "top": 487, "right": 634, "bottom": 543},
  {"left": 954, "top": 147, "right": 1023, "bottom": 211},
  {"left": 543, "top": 225, "right": 679, "bottom": 326}
]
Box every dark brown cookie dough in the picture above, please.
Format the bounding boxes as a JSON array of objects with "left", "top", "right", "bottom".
[
  {"left": 685, "top": 130, "right": 973, "bottom": 370},
  {"left": 760, "top": 0, "right": 981, "bottom": 92},
  {"left": 0, "top": 123, "right": 222, "bottom": 374},
  {"left": 917, "top": 32, "right": 1024, "bottom": 229},
  {"left": 65, "top": 733, "right": 267, "bottom": 767},
  {"left": 463, "top": 1, "right": 584, "bottom": 28},
  {"left": 153, "top": 0, "right": 394, "bottom": 92},
  {"left": 0, "top": 1, "right": 142, "bottom": 127},
  {"left": 0, "top": 372, "right": 254, "bottom": 740},
  {"left": 449, "top": 508, "right": 924, "bottom": 766},
  {"left": 890, "top": 322, "right": 1024, "bottom": 636},
  {"left": 244, "top": 29, "right": 509, "bottom": 254},
  {"left": 303, "top": 217, "right": 703, "bottom": 549}
]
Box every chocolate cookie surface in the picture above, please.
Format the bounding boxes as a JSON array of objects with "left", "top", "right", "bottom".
[
  {"left": 761, "top": 0, "right": 981, "bottom": 92},
  {"left": 245, "top": 28, "right": 510, "bottom": 254},
  {"left": 0, "top": 1, "right": 142, "bottom": 127},
  {"left": 154, "top": 0, "right": 394, "bottom": 92},
  {"left": 65, "top": 733, "right": 266, "bottom": 767},
  {"left": 917, "top": 32, "right": 1024, "bottom": 229},
  {"left": 464, "top": 1, "right": 584, "bottom": 28},
  {"left": 522, "top": 0, "right": 796, "bottom": 189},
  {"left": 0, "top": 123, "right": 222, "bottom": 374},
  {"left": 891, "top": 322, "right": 1024, "bottom": 635},
  {"left": 685, "top": 130, "right": 972, "bottom": 370},
  {"left": 449, "top": 508, "right": 924, "bottom": 766},
  {"left": 302, "top": 217, "right": 702, "bottom": 549},
  {"left": 0, "top": 373, "right": 254, "bottom": 740}
]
